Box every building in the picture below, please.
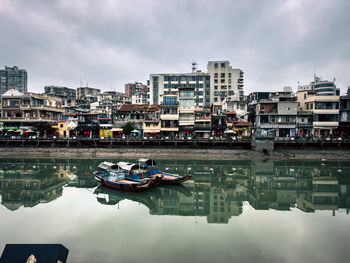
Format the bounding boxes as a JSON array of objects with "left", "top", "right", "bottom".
[
  {"left": 0, "top": 89, "right": 64, "bottom": 135},
  {"left": 255, "top": 90, "right": 297, "bottom": 137},
  {"left": 44, "top": 86, "right": 76, "bottom": 99},
  {"left": 339, "top": 88, "right": 350, "bottom": 136},
  {"left": 149, "top": 71, "right": 210, "bottom": 108},
  {"left": 125, "top": 82, "right": 148, "bottom": 97},
  {"left": 178, "top": 87, "right": 195, "bottom": 138},
  {"left": 115, "top": 104, "right": 161, "bottom": 133},
  {"left": 160, "top": 94, "right": 179, "bottom": 137},
  {"left": 194, "top": 109, "right": 211, "bottom": 139},
  {"left": 132, "top": 92, "right": 148, "bottom": 105},
  {"left": 77, "top": 87, "right": 100, "bottom": 100},
  {"left": 0, "top": 66, "right": 27, "bottom": 97},
  {"left": 207, "top": 61, "right": 244, "bottom": 104},
  {"left": 297, "top": 76, "right": 340, "bottom": 137}
]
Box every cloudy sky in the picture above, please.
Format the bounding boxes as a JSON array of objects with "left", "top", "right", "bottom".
[{"left": 0, "top": 0, "right": 349, "bottom": 94}]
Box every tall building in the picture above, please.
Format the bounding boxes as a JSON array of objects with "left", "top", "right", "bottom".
[
  {"left": 125, "top": 82, "right": 147, "bottom": 97},
  {"left": 0, "top": 66, "right": 27, "bottom": 97},
  {"left": 207, "top": 61, "right": 244, "bottom": 104},
  {"left": 149, "top": 72, "right": 210, "bottom": 108}
]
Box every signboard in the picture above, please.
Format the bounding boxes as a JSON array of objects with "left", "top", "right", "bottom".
[{"left": 3, "top": 126, "right": 19, "bottom": 130}]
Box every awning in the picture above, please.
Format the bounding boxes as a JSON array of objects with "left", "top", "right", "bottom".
[
  {"left": 25, "top": 129, "right": 34, "bottom": 133},
  {"left": 224, "top": 130, "right": 236, "bottom": 134},
  {"left": 131, "top": 129, "right": 139, "bottom": 133},
  {"left": 111, "top": 128, "right": 123, "bottom": 132},
  {"left": 144, "top": 129, "right": 160, "bottom": 133},
  {"left": 15, "top": 129, "right": 23, "bottom": 133}
]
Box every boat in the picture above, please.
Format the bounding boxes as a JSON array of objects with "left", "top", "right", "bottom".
[
  {"left": 136, "top": 158, "right": 192, "bottom": 185},
  {"left": 117, "top": 161, "right": 163, "bottom": 187},
  {"left": 94, "top": 161, "right": 154, "bottom": 191}
]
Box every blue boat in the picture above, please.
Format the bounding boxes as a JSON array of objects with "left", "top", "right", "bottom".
[
  {"left": 94, "top": 162, "right": 155, "bottom": 191},
  {"left": 117, "top": 161, "right": 163, "bottom": 187},
  {"left": 136, "top": 158, "right": 192, "bottom": 185}
]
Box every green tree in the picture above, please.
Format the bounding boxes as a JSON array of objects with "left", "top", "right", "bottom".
[{"left": 122, "top": 122, "right": 134, "bottom": 135}]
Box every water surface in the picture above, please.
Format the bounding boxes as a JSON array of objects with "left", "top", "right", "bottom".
[{"left": 0, "top": 158, "right": 349, "bottom": 262}]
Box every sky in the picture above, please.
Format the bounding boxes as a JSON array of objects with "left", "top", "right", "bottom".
[{"left": 0, "top": 0, "right": 349, "bottom": 95}]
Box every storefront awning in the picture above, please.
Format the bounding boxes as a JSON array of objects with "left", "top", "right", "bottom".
[{"left": 144, "top": 129, "right": 160, "bottom": 133}]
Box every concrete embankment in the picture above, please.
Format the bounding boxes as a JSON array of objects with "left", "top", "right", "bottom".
[{"left": 0, "top": 147, "right": 349, "bottom": 161}]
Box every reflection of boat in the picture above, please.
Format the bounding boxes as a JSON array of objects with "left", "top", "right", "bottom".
[
  {"left": 94, "top": 183, "right": 193, "bottom": 211},
  {"left": 94, "top": 162, "right": 155, "bottom": 191},
  {"left": 137, "top": 158, "right": 192, "bottom": 185}
]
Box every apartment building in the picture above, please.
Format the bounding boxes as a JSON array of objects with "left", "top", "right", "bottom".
[
  {"left": 207, "top": 61, "right": 244, "bottom": 105},
  {"left": 149, "top": 72, "right": 210, "bottom": 108},
  {"left": 297, "top": 76, "right": 340, "bottom": 136},
  {"left": 0, "top": 66, "right": 27, "bottom": 97}
]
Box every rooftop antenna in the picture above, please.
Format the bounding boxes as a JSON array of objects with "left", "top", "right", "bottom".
[{"left": 192, "top": 61, "right": 197, "bottom": 73}]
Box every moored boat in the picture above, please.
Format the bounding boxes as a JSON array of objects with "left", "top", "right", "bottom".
[
  {"left": 94, "top": 161, "right": 154, "bottom": 191},
  {"left": 117, "top": 161, "right": 163, "bottom": 187},
  {"left": 136, "top": 158, "right": 192, "bottom": 185}
]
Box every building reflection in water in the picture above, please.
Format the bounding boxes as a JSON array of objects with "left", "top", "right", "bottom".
[{"left": 0, "top": 158, "right": 350, "bottom": 223}]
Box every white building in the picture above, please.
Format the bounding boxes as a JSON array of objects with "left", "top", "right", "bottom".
[{"left": 207, "top": 61, "right": 244, "bottom": 105}]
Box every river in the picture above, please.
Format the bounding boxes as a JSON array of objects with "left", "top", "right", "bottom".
[{"left": 0, "top": 158, "right": 349, "bottom": 262}]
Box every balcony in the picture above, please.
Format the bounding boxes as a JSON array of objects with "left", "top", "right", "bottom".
[
  {"left": 313, "top": 121, "right": 339, "bottom": 127},
  {"left": 20, "top": 105, "right": 65, "bottom": 112},
  {"left": 160, "top": 114, "right": 179, "bottom": 120},
  {"left": 0, "top": 117, "right": 60, "bottom": 122}
]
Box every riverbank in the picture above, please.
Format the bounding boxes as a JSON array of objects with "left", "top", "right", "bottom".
[{"left": 0, "top": 147, "right": 349, "bottom": 160}]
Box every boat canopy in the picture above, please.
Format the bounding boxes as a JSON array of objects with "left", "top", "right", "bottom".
[
  {"left": 137, "top": 158, "right": 157, "bottom": 166},
  {"left": 117, "top": 161, "right": 140, "bottom": 171},
  {"left": 98, "top": 161, "right": 119, "bottom": 171}
]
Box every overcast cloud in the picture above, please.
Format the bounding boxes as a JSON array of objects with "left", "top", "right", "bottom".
[{"left": 0, "top": 0, "right": 349, "bottom": 94}]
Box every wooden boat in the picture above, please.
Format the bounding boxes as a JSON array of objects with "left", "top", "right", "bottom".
[
  {"left": 117, "top": 161, "right": 163, "bottom": 187},
  {"left": 94, "top": 161, "right": 154, "bottom": 191},
  {"left": 136, "top": 158, "right": 192, "bottom": 185}
]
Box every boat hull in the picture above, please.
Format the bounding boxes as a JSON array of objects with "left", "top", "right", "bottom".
[
  {"left": 94, "top": 172, "right": 153, "bottom": 191},
  {"left": 149, "top": 172, "right": 192, "bottom": 185}
]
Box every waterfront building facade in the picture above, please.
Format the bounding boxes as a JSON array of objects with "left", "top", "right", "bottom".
[
  {"left": 194, "top": 109, "right": 211, "bottom": 139},
  {"left": 0, "top": 89, "right": 64, "bottom": 135},
  {"left": 339, "top": 88, "right": 350, "bottom": 136},
  {"left": 160, "top": 94, "right": 179, "bottom": 137},
  {"left": 298, "top": 76, "right": 340, "bottom": 137},
  {"left": 178, "top": 87, "right": 195, "bottom": 138},
  {"left": 255, "top": 90, "right": 297, "bottom": 137},
  {"left": 0, "top": 66, "right": 27, "bottom": 98},
  {"left": 207, "top": 61, "right": 244, "bottom": 105},
  {"left": 149, "top": 72, "right": 210, "bottom": 108}
]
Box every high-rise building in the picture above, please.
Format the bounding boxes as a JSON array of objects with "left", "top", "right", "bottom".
[
  {"left": 207, "top": 61, "right": 244, "bottom": 104},
  {"left": 0, "top": 66, "right": 27, "bottom": 97}
]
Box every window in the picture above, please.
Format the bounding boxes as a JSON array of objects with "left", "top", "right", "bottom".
[
  {"left": 214, "top": 73, "right": 218, "bottom": 78},
  {"left": 214, "top": 79, "right": 218, "bottom": 84},
  {"left": 221, "top": 79, "right": 225, "bottom": 83},
  {"left": 214, "top": 85, "right": 218, "bottom": 90},
  {"left": 221, "top": 73, "right": 225, "bottom": 78},
  {"left": 221, "top": 63, "right": 225, "bottom": 68},
  {"left": 60, "top": 124, "right": 64, "bottom": 128}
]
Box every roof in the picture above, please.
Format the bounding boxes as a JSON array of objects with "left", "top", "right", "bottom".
[
  {"left": 117, "top": 161, "right": 140, "bottom": 171},
  {"left": 98, "top": 161, "right": 119, "bottom": 171},
  {"left": 118, "top": 104, "right": 161, "bottom": 112},
  {"left": 2, "top": 89, "right": 24, "bottom": 97},
  {"left": 137, "top": 158, "right": 157, "bottom": 166}
]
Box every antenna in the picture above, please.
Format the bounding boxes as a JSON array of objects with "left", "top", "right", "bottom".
[{"left": 192, "top": 61, "right": 197, "bottom": 73}]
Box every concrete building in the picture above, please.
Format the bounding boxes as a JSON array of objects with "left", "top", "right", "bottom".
[
  {"left": 255, "top": 90, "right": 298, "bottom": 137},
  {"left": 194, "top": 109, "right": 211, "bottom": 139},
  {"left": 160, "top": 94, "right": 179, "bottom": 137},
  {"left": 44, "top": 86, "right": 77, "bottom": 112},
  {"left": 0, "top": 89, "right": 64, "bottom": 134},
  {"left": 207, "top": 61, "right": 244, "bottom": 105},
  {"left": 132, "top": 92, "right": 148, "bottom": 105},
  {"left": 77, "top": 87, "right": 100, "bottom": 100},
  {"left": 149, "top": 71, "right": 210, "bottom": 108},
  {"left": 178, "top": 87, "right": 195, "bottom": 138},
  {"left": 0, "top": 66, "right": 27, "bottom": 98},
  {"left": 125, "top": 82, "right": 148, "bottom": 97},
  {"left": 297, "top": 76, "right": 340, "bottom": 137}
]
